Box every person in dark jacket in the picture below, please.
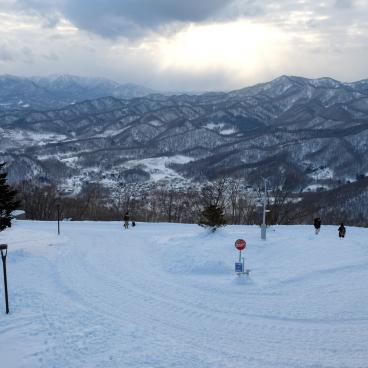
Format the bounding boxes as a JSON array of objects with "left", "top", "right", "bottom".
[
  {"left": 123, "top": 211, "right": 129, "bottom": 229},
  {"left": 314, "top": 217, "right": 322, "bottom": 234},
  {"left": 338, "top": 223, "right": 346, "bottom": 238}
]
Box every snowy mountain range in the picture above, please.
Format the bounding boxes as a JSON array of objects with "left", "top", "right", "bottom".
[
  {"left": 0, "top": 74, "right": 155, "bottom": 110},
  {"left": 1, "top": 74, "right": 368, "bottom": 193}
]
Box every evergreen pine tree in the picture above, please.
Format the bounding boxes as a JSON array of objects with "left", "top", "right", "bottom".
[
  {"left": 198, "top": 204, "right": 226, "bottom": 232},
  {"left": 0, "top": 163, "right": 20, "bottom": 232}
]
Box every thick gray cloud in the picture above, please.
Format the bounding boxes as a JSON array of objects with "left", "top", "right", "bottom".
[
  {"left": 15, "top": 0, "right": 236, "bottom": 38},
  {"left": 12, "top": 0, "right": 365, "bottom": 39},
  {"left": 64, "top": 0, "right": 234, "bottom": 38}
]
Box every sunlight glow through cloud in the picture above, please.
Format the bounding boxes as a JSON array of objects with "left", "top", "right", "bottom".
[
  {"left": 155, "top": 21, "right": 290, "bottom": 73},
  {"left": 119, "top": 19, "right": 302, "bottom": 88}
]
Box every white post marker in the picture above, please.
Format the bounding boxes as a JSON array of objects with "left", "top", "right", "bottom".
[{"left": 234, "top": 239, "right": 250, "bottom": 276}]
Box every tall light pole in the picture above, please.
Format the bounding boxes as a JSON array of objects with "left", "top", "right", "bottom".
[
  {"left": 56, "top": 203, "right": 61, "bottom": 235},
  {"left": 261, "top": 178, "right": 268, "bottom": 240}
]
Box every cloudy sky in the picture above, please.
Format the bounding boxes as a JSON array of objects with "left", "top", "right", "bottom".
[{"left": 1, "top": 0, "right": 368, "bottom": 90}]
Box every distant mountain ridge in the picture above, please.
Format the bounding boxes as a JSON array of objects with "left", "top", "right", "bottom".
[
  {"left": 1, "top": 75, "right": 368, "bottom": 196},
  {"left": 0, "top": 74, "right": 155, "bottom": 110}
]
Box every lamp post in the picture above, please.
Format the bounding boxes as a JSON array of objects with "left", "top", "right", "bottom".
[
  {"left": 261, "top": 178, "right": 269, "bottom": 240},
  {"left": 0, "top": 244, "right": 9, "bottom": 314},
  {"left": 55, "top": 190, "right": 64, "bottom": 235},
  {"left": 56, "top": 203, "right": 61, "bottom": 235}
]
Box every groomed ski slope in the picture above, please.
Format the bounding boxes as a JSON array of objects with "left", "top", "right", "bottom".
[{"left": 0, "top": 221, "right": 367, "bottom": 368}]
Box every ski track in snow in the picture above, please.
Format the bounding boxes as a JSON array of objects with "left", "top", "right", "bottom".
[{"left": 0, "top": 221, "right": 367, "bottom": 368}]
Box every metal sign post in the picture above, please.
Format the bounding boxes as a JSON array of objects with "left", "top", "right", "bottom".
[
  {"left": 234, "top": 239, "right": 250, "bottom": 276},
  {"left": 0, "top": 244, "right": 9, "bottom": 314}
]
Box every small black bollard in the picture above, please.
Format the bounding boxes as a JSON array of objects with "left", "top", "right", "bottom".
[{"left": 0, "top": 244, "right": 9, "bottom": 314}]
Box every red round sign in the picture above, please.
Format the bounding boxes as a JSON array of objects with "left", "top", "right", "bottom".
[{"left": 235, "top": 239, "right": 246, "bottom": 251}]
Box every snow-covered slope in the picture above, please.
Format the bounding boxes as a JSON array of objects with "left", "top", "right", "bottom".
[{"left": 0, "top": 221, "right": 367, "bottom": 367}]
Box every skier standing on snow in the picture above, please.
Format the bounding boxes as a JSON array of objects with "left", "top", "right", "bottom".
[
  {"left": 314, "top": 217, "right": 322, "bottom": 234},
  {"left": 338, "top": 223, "right": 346, "bottom": 238},
  {"left": 123, "top": 211, "right": 130, "bottom": 229}
]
